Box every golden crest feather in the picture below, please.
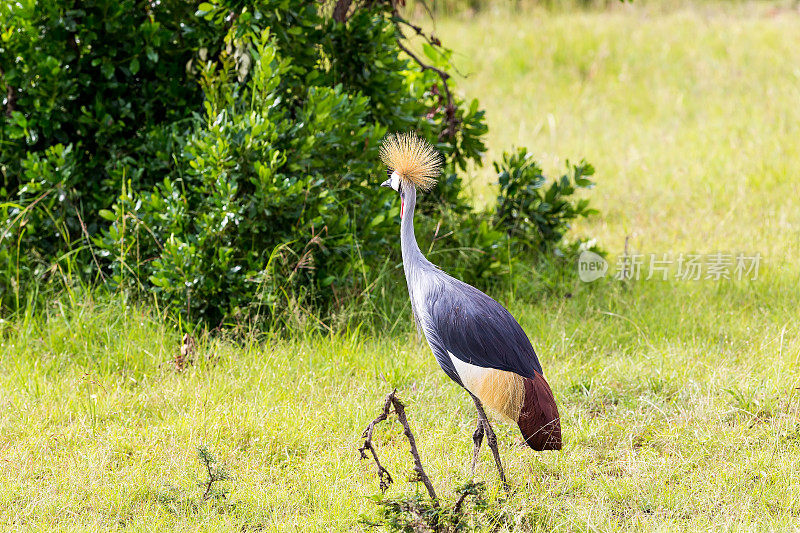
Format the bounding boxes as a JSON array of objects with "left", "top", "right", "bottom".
[{"left": 380, "top": 132, "right": 443, "bottom": 191}]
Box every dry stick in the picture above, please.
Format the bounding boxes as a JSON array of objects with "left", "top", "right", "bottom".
[
  {"left": 359, "top": 393, "right": 395, "bottom": 492},
  {"left": 390, "top": 392, "right": 439, "bottom": 503},
  {"left": 359, "top": 389, "right": 439, "bottom": 505}
]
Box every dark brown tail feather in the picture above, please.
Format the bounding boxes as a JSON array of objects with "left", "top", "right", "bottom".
[{"left": 518, "top": 372, "right": 562, "bottom": 451}]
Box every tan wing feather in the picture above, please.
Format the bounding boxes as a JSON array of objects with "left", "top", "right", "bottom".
[{"left": 379, "top": 132, "right": 442, "bottom": 191}]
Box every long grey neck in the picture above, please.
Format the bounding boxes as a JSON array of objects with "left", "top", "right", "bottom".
[{"left": 400, "top": 183, "right": 431, "bottom": 275}]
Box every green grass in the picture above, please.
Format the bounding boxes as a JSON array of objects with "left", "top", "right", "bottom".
[
  {"left": 3, "top": 2, "right": 800, "bottom": 531},
  {"left": 437, "top": 2, "right": 800, "bottom": 264},
  {"left": 2, "top": 280, "right": 798, "bottom": 530}
]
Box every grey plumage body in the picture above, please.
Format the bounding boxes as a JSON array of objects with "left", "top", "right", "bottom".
[{"left": 400, "top": 184, "right": 543, "bottom": 386}]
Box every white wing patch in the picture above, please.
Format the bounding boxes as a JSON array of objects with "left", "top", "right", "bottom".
[
  {"left": 448, "top": 351, "right": 525, "bottom": 422},
  {"left": 448, "top": 351, "right": 487, "bottom": 396}
]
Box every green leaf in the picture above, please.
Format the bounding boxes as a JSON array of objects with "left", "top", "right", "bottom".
[
  {"left": 11, "top": 111, "right": 27, "bottom": 128},
  {"left": 422, "top": 43, "right": 439, "bottom": 63},
  {"left": 196, "top": 2, "right": 215, "bottom": 16}
]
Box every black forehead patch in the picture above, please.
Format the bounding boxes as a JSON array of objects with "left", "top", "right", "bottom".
[{"left": 386, "top": 169, "right": 392, "bottom": 178}]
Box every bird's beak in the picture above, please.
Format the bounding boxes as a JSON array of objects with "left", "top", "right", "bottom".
[{"left": 380, "top": 178, "right": 392, "bottom": 188}]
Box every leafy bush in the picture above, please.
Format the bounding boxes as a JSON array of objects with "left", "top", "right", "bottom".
[
  {"left": 92, "top": 1, "right": 489, "bottom": 326},
  {"left": 494, "top": 148, "right": 597, "bottom": 251},
  {"left": 1, "top": 0, "right": 598, "bottom": 328},
  {"left": 97, "top": 32, "right": 393, "bottom": 324},
  {"left": 1, "top": 0, "right": 216, "bottom": 297},
  {"left": 421, "top": 150, "right": 598, "bottom": 289}
]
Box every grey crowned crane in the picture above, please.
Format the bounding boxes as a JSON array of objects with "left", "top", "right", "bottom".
[{"left": 380, "top": 132, "right": 562, "bottom": 486}]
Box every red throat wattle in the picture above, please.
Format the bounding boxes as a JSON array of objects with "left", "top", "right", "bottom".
[{"left": 400, "top": 197, "right": 404, "bottom": 218}]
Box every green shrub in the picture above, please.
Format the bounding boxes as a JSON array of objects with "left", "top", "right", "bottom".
[
  {"left": 425, "top": 150, "right": 599, "bottom": 291},
  {"left": 494, "top": 148, "right": 597, "bottom": 251},
  {"left": 0, "top": 0, "right": 216, "bottom": 299},
  {"left": 91, "top": 1, "right": 489, "bottom": 326},
  {"left": 1, "top": 0, "right": 598, "bottom": 328},
  {"left": 97, "top": 32, "right": 393, "bottom": 324}
]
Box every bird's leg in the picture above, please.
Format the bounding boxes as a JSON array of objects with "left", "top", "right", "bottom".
[
  {"left": 472, "top": 396, "right": 509, "bottom": 490},
  {"left": 470, "top": 417, "right": 484, "bottom": 476}
]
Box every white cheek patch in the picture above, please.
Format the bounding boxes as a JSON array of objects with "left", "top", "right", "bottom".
[{"left": 390, "top": 172, "right": 400, "bottom": 191}]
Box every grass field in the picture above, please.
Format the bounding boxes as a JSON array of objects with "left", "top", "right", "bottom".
[
  {"left": 2, "top": 2, "right": 800, "bottom": 531},
  {"left": 438, "top": 2, "right": 800, "bottom": 263}
]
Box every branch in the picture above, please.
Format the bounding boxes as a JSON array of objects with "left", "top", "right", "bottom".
[
  {"left": 329, "top": 0, "right": 461, "bottom": 141},
  {"left": 394, "top": 37, "right": 450, "bottom": 84},
  {"left": 385, "top": 1, "right": 459, "bottom": 141},
  {"left": 452, "top": 491, "right": 470, "bottom": 517},
  {"left": 394, "top": 34, "right": 458, "bottom": 141},
  {"left": 359, "top": 389, "right": 439, "bottom": 505},
  {"left": 359, "top": 392, "right": 395, "bottom": 492},
  {"left": 390, "top": 392, "right": 438, "bottom": 502},
  {"left": 395, "top": 16, "right": 441, "bottom": 47},
  {"left": 333, "top": 0, "right": 353, "bottom": 22},
  {"left": 395, "top": 16, "right": 469, "bottom": 79},
  {"left": 451, "top": 481, "right": 482, "bottom": 517}
]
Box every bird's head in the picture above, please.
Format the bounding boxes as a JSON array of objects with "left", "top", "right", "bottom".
[{"left": 379, "top": 132, "right": 442, "bottom": 216}]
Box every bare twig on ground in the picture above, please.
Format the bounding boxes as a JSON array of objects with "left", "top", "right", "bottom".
[
  {"left": 358, "top": 391, "right": 495, "bottom": 531},
  {"left": 359, "top": 392, "right": 395, "bottom": 492},
  {"left": 359, "top": 389, "right": 439, "bottom": 504}
]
